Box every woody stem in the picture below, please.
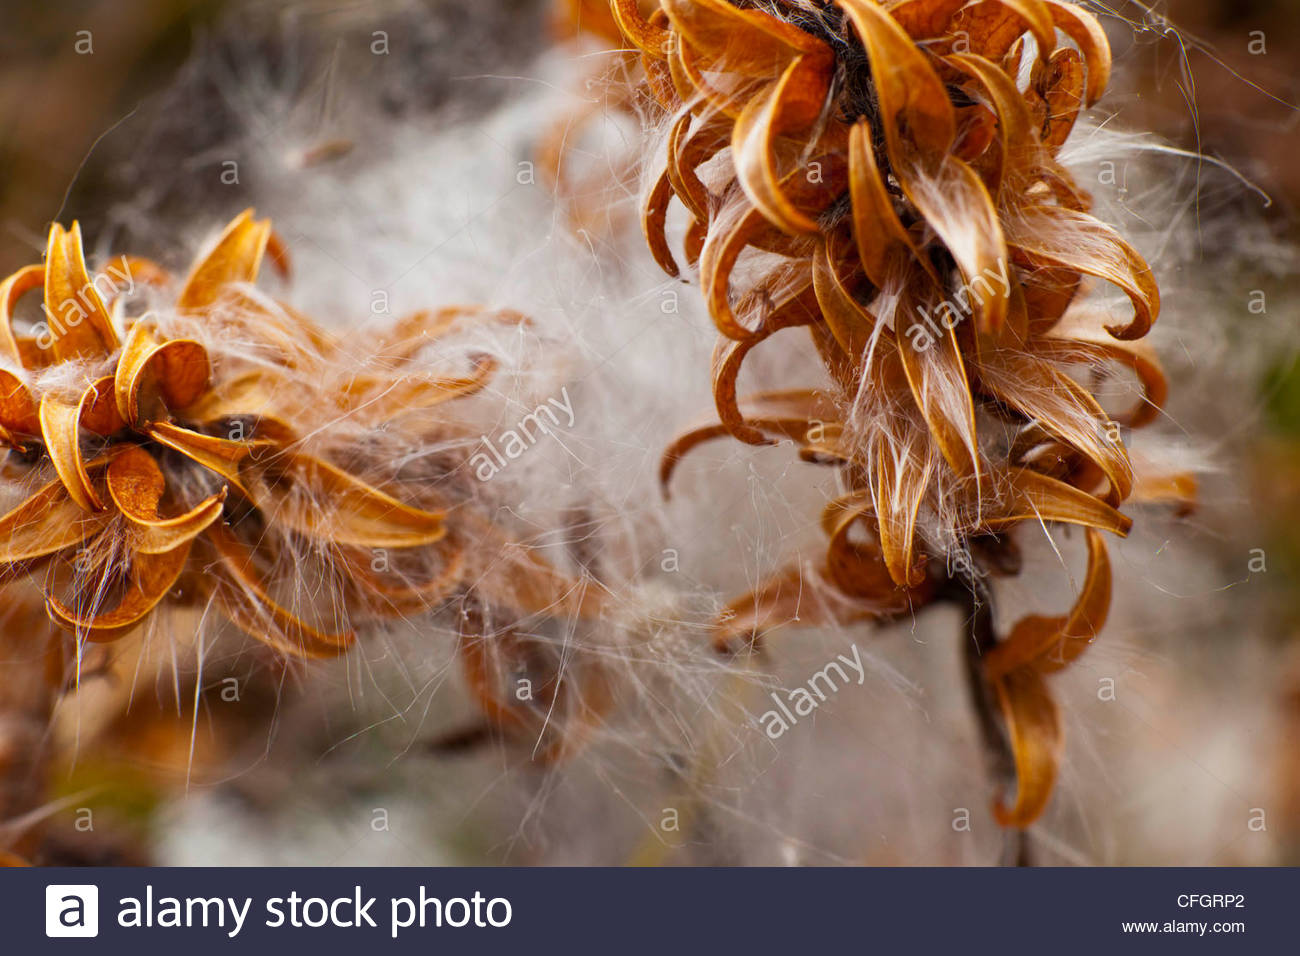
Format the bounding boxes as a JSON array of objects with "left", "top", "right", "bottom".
[{"left": 943, "top": 570, "right": 1033, "bottom": 866}]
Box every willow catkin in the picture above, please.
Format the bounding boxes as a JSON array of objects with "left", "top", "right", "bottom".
[
  {"left": 0, "top": 207, "right": 619, "bottom": 859},
  {"left": 603, "top": 0, "right": 1197, "bottom": 826}
]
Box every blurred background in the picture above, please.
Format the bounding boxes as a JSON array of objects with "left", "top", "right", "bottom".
[{"left": 1, "top": 0, "right": 1298, "bottom": 864}]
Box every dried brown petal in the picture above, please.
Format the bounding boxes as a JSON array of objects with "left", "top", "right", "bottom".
[
  {"left": 974, "top": 346, "right": 1133, "bottom": 505},
  {"left": 204, "top": 522, "right": 355, "bottom": 658},
  {"left": 662, "top": 0, "right": 830, "bottom": 75},
  {"left": 0, "top": 265, "right": 45, "bottom": 368},
  {"left": 46, "top": 541, "right": 192, "bottom": 642},
  {"left": 822, "top": 491, "right": 918, "bottom": 602},
  {"left": 0, "top": 479, "right": 109, "bottom": 576},
  {"left": 79, "top": 376, "right": 126, "bottom": 436},
  {"left": 1036, "top": 47, "right": 1086, "bottom": 150},
  {"left": 987, "top": 528, "right": 1109, "bottom": 677},
  {"left": 991, "top": 665, "right": 1062, "bottom": 826},
  {"left": 903, "top": 156, "right": 1010, "bottom": 334},
  {"left": 246, "top": 453, "right": 446, "bottom": 549},
  {"left": 713, "top": 564, "right": 838, "bottom": 652},
  {"left": 145, "top": 421, "right": 270, "bottom": 497},
  {"left": 953, "top": 0, "right": 1056, "bottom": 63},
  {"left": 896, "top": 277, "right": 981, "bottom": 477},
  {"left": 887, "top": 0, "right": 967, "bottom": 40},
  {"left": 982, "top": 466, "right": 1132, "bottom": 536},
  {"left": 731, "top": 57, "right": 834, "bottom": 235},
  {"left": 713, "top": 559, "right": 903, "bottom": 653},
  {"left": 344, "top": 358, "right": 498, "bottom": 424},
  {"left": 1043, "top": 0, "right": 1111, "bottom": 106},
  {"left": 643, "top": 166, "right": 682, "bottom": 278},
  {"left": 44, "top": 222, "right": 120, "bottom": 362},
  {"left": 660, "top": 389, "right": 840, "bottom": 491},
  {"left": 870, "top": 427, "right": 937, "bottom": 587},
  {"left": 841, "top": 0, "right": 956, "bottom": 161},
  {"left": 611, "top": 0, "right": 671, "bottom": 54},
  {"left": 177, "top": 208, "right": 272, "bottom": 311},
  {"left": 114, "top": 321, "right": 211, "bottom": 425},
  {"left": 38, "top": 393, "right": 104, "bottom": 512},
  {"left": 105, "top": 445, "right": 225, "bottom": 554},
  {"left": 0, "top": 369, "right": 39, "bottom": 437},
  {"left": 847, "top": 119, "right": 919, "bottom": 288},
  {"left": 666, "top": 110, "right": 729, "bottom": 222},
  {"left": 1040, "top": 329, "right": 1167, "bottom": 428},
  {"left": 947, "top": 51, "right": 1039, "bottom": 196},
  {"left": 1007, "top": 205, "right": 1159, "bottom": 340}
]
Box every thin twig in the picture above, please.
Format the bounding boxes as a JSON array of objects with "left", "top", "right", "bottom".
[{"left": 941, "top": 571, "right": 1033, "bottom": 866}]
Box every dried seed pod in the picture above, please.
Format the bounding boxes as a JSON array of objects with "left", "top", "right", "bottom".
[
  {"left": 0, "top": 209, "right": 603, "bottom": 762},
  {"left": 608, "top": 0, "right": 1195, "bottom": 827}
]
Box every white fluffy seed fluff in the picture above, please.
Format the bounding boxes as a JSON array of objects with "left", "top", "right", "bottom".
[{"left": 21, "top": 0, "right": 1295, "bottom": 865}]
